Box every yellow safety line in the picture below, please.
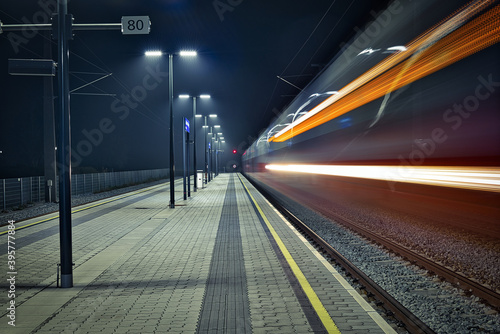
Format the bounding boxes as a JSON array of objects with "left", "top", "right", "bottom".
[
  {"left": 0, "top": 183, "right": 166, "bottom": 235},
  {"left": 237, "top": 174, "right": 341, "bottom": 334}
]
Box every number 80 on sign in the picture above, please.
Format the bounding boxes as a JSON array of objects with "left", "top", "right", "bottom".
[{"left": 121, "top": 16, "right": 151, "bottom": 35}]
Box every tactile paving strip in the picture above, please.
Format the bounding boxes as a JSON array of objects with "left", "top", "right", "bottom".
[{"left": 196, "top": 175, "right": 251, "bottom": 333}]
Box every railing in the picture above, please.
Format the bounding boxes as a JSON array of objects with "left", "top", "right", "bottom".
[{"left": 0, "top": 169, "right": 169, "bottom": 211}]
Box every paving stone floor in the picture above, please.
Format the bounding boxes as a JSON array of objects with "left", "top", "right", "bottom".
[{"left": 0, "top": 174, "right": 395, "bottom": 334}]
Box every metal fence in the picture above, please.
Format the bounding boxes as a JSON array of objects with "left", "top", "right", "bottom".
[{"left": 1, "top": 168, "right": 169, "bottom": 211}]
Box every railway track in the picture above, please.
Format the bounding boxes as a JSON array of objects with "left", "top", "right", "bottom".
[
  {"left": 324, "top": 211, "right": 500, "bottom": 310},
  {"left": 247, "top": 176, "right": 500, "bottom": 333},
  {"left": 271, "top": 201, "right": 436, "bottom": 334}
]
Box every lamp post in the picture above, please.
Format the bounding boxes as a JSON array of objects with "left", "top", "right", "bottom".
[
  {"left": 179, "top": 94, "right": 210, "bottom": 192},
  {"left": 207, "top": 125, "right": 221, "bottom": 181},
  {"left": 198, "top": 114, "right": 217, "bottom": 185},
  {"left": 208, "top": 126, "right": 213, "bottom": 182},
  {"left": 219, "top": 138, "right": 225, "bottom": 173},
  {"left": 217, "top": 135, "right": 225, "bottom": 174},
  {"left": 212, "top": 125, "right": 221, "bottom": 178},
  {"left": 215, "top": 132, "right": 223, "bottom": 176},
  {"left": 145, "top": 50, "right": 197, "bottom": 208}
]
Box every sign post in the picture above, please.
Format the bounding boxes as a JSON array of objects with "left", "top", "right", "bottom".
[
  {"left": 1, "top": 11, "right": 150, "bottom": 288},
  {"left": 183, "top": 118, "right": 191, "bottom": 200},
  {"left": 121, "top": 16, "right": 151, "bottom": 35}
]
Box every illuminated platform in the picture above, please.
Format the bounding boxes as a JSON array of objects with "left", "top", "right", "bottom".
[{"left": 0, "top": 174, "right": 395, "bottom": 333}]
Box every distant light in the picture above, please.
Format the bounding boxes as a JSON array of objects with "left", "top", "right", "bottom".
[
  {"left": 221, "top": 141, "right": 225, "bottom": 143},
  {"left": 195, "top": 115, "right": 203, "bottom": 118},
  {"left": 202, "top": 125, "right": 208, "bottom": 128},
  {"left": 179, "top": 50, "right": 197, "bottom": 57},
  {"left": 145, "top": 51, "right": 162, "bottom": 57},
  {"left": 217, "top": 132, "right": 222, "bottom": 135},
  {"left": 200, "top": 94, "right": 211, "bottom": 99},
  {"left": 179, "top": 94, "right": 190, "bottom": 98},
  {"left": 232, "top": 149, "right": 237, "bottom": 154},
  {"left": 219, "top": 137, "right": 224, "bottom": 139},
  {"left": 209, "top": 114, "right": 217, "bottom": 118},
  {"left": 214, "top": 125, "right": 221, "bottom": 128}
]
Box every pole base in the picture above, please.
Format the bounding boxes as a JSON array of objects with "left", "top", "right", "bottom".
[{"left": 60, "top": 274, "right": 73, "bottom": 288}]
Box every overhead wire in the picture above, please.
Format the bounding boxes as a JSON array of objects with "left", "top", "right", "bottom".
[
  {"left": 0, "top": 8, "right": 169, "bottom": 129},
  {"left": 263, "top": 0, "right": 355, "bottom": 122},
  {"left": 74, "top": 35, "right": 169, "bottom": 128},
  {"left": 279, "top": 0, "right": 338, "bottom": 77}
]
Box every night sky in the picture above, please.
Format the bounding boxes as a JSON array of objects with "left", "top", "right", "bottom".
[{"left": 0, "top": 0, "right": 388, "bottom": 178}]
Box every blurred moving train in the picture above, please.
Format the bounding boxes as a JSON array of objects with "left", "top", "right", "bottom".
[{"left": 243, "top": 0, "right": 500, "bottom": 236}]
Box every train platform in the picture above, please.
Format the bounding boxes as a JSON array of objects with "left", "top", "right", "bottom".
[{"left": 1, "top": 173, "right": 396, "bottom": 334}]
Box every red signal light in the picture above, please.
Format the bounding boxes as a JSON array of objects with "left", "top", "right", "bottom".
[{"left": 232, "top": 149, "right": 237, "bottom": 154}]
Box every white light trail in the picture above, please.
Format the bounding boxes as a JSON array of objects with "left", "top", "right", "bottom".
[{"left": 265, "top": 164, "right": 500, "bottom": 193}]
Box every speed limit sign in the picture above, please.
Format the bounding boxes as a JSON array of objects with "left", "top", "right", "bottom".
[{"left": 121, "top": 16, "right": 151, "bottom": 35}]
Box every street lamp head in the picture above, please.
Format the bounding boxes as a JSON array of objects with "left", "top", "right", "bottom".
[
  {"left": 214, "top": 125, "right": 221, "bottom": 128},
  {"left": 195, "top": 115, "right": 203, "bottom": 118},
  {"left": 200, "top": 94, "right": 211, "bottom": 99},
  {"left": 209, "top": 114, "right": 217, "bottom": 118},
  {"left": 145, "top": 50, "right": 163, "bottom": 57},
  {"left": 179, "top": 94, "right": 190, "bottom": 98},
  {"left": 179, "top": 50, "right": 197, "bottom": 57}
]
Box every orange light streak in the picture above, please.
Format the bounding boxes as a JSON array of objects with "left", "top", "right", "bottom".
[{"left": 271, "top": 2, "right": 500, "bottom": 142}]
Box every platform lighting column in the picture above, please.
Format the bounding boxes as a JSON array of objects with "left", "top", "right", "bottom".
[
  {"left": 168, "top": 53, "right": 174, "bottom": 208},
  {"left": 57, "top": 0, "right": 73, "bottom": 288},
  {"left": 201, "top": 114, "right": 217, "bottom": 184},
  {"left": 180, "top": 94, "right": 210, "bottom": 191},
  {"left": 146, "top": 50, "right": 196, "bottom": 208},
  {"left": 204, "top": 116, "right": 208, "bottom": 185},
  {"left": 192, "top": 97, "right": 197, "bottom": 191},
  {"left": 218, "top": 136, "right": 225, "bottom": 174},
  {"left": 195, "top": 114, "right": 205, "bottom": 187},
  {"left": 215, "top": 132, "right": 222, "bottom": 176},
  {"left": 213, "top": 134, "right": 217, "bottom": 177},
  {"left": 208, "top": 126, "right": 212, "bottom": 182},
  {"left": 213, "top": 134, "right": 219, "bottom": 177},
  {"left": 209, "top": 126, "right": 219, "bottom": 179},
  {"left": 212, "top": 133, "right": 216, "bottom": 178}
]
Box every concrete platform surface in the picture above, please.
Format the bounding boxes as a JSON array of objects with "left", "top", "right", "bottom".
[{"left": 0, "top": 173, "right": 395, "bottom": 333}]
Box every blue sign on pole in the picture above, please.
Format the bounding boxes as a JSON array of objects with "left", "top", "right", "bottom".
[
  {"left": 184, "top": 118, "right": 190, "bottom": 133},
  {"left": 208, "top": 142, "right": 211, "bottom": 149}
]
